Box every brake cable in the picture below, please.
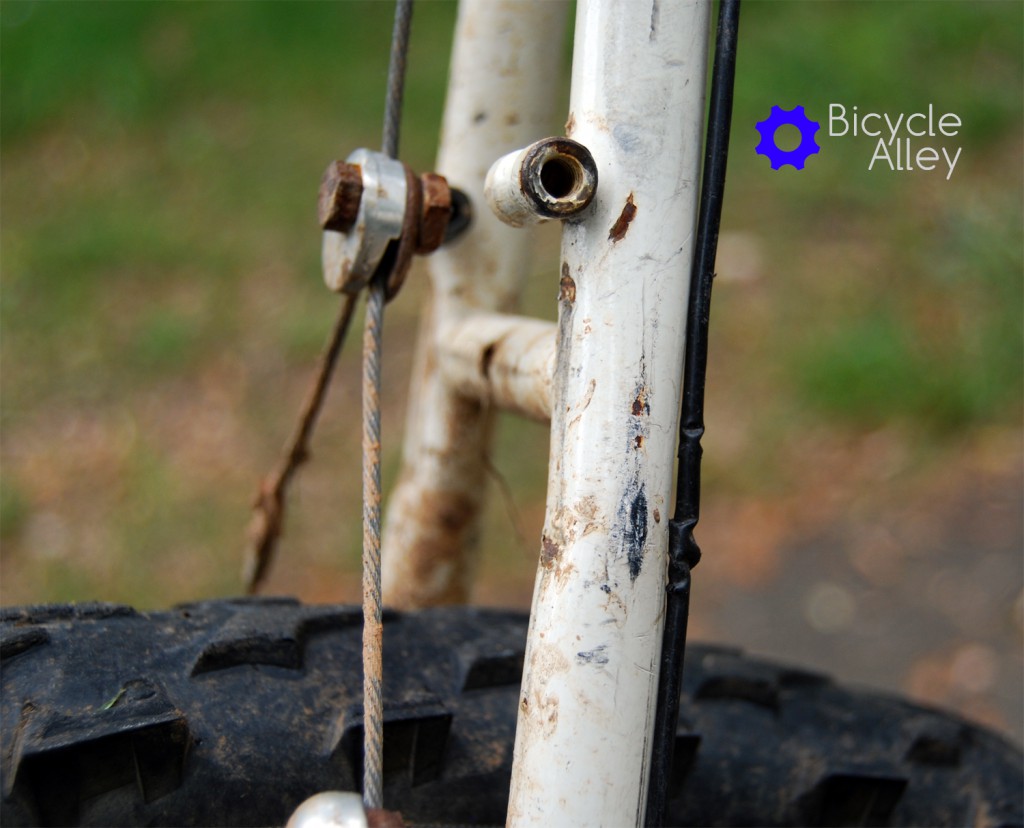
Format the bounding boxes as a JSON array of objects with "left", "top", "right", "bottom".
[
  {"left": 243, "top": 0, "right": 417, "bottom": 811},
  {"left": 646, "top": 0, "right": 741, "bottom": 824},
  {"left": 360, "top": 0, "right": 414, "bottom": 810}
]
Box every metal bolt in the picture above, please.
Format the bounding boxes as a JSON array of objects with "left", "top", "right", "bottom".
[
  {"left": 320, "top": 156, "right": 472, "bottom": 297},
  {"left": 319, "top": 161, "right": 364, "bottom": 233}
]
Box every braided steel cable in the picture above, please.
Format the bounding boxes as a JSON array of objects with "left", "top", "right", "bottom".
[
  {"left": 381, "top": 0, "right": 414, "bottom": 160},
  {"left": 361, "top": 277, "right": 386, "bottom": 810},
  {"left": 362, "top": 0, "right": 414, "bottom": 809}
]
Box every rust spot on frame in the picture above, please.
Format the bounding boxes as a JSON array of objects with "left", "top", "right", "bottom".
[
  {"left": 653, "top": 507, "right": 661, "bottom": 524},
  {"left": 631, "top": 390, "right": 649, "bottom": 416},
  {"left": 565, "top": 112, "right": 576, "bottom": 135},
  {"left": 540, "top": 535, "right": 561, "bottom": 569},
  {"left": 386, "top": 392, "right": 486, "bottom": 609},
  {"left": 608, "top": 194, "right": 637, "bottom": 242},
  {"left": 387, "top": 485, "right": 479, "bottom": 608},
  {"left": 634, "top": 435, "right": 644, "bottom": 449},
  {"left": 559, "top": 263, "right": 576, "bottom": 303}
]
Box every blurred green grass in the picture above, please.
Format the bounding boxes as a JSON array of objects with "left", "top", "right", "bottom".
[
  {"left": 721, "top": 0, "right": 1022, "bottom": 467},
  {"left": 1, "top": 1, "right": 1021, "bottom": 608}
]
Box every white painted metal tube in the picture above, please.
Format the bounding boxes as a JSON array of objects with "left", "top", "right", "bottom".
[
  {"left": 507, "top": 1, "right": 710, "bottom": 826},
  {"left": 381, "top": 0, "right": 569, "bottom": 609},
  {"left": 439, "top": 313, "right": 555, "bottom": 422}
]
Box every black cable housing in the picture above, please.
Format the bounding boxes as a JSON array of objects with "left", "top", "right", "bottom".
[{"left": 646, "top": 1, "right": 741, "bottom": 823}]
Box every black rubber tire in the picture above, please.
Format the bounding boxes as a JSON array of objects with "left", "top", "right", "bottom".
[{"left": 1, "top": 598, "right": 1021, "bottom": 827}]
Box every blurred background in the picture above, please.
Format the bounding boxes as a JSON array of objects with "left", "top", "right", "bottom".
[{"left": 2, "top": 2, "right": 1020, "bottom": 743}]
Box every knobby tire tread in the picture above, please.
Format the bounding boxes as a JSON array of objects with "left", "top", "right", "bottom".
[{"left": 1, "top": 599, "right": 1021, "bottom": 827}]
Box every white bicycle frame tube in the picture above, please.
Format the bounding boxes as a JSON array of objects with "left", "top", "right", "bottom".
[
  {"left": 508, "top": 2, "right": 709, "bottom": 824},
  {"left": 382, "top": 0, "right": 710, "bottom": 824},
  {"left": 381, "top": 0, "right": 567, "bottom": 607}
]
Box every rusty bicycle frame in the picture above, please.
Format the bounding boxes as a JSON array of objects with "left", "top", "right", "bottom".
[{"left": 361, "top": 1, "right": 715, "bottom": 824}]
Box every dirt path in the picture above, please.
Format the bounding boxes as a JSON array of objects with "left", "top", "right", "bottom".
[{"left": 692, "top": 438, "right": 1023, "bottom": 746}]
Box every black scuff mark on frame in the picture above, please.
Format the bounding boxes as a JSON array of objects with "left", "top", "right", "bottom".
[
  {"left": 649, "top": 0, "right": 659, "bottom": 41},
  {"left": 626, "top": 484, "right": 648, "bottom": 581},
  {"left": 614, "top": 467, "right": 650, "bottom": 583},
  {"left": 617, "top": 361, "right": 651, "bottom": 582},
  {"left": 576, "top": 645, "right": 609, "bottom": 665},
  {"left": 480, "top": 342, "right": 496, "bottom": 379}
]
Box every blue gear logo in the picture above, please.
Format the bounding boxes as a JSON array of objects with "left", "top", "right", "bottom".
[{"left": 755, "top": 105, "right": 821, "bottom": 170}]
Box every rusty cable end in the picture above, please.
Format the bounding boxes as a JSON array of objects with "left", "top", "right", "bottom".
[{"left": 366, "top": 808, "right": 406, "bottom": 828}]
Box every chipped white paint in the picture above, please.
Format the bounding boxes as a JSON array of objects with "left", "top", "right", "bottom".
[
  {"left": 507, "top": 1, "right": 710, "bottom": 825},
  {"left": 381, "top": 0, "right": 569, "bottom": 608},
  {"left": 485, "top": 145, "right": 550, "bottom": 227}
]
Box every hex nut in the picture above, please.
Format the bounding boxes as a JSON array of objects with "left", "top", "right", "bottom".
[
  {"left": 416, "top": 173, "right": 452, "bottom": 254},
  {"left": 319, "top": 161, "right": 364, "bottom": 233}
]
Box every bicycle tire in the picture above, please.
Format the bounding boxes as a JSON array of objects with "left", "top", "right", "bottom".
[{"left": 1, "top": 598, "right": 1020, "bottom": 827}]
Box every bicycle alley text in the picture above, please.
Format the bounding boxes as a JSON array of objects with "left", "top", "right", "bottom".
[{"left": 830, "top": 104, "right": 963, "bottom": 179}]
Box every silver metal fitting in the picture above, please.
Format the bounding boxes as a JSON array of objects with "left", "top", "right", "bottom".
[
  {"left": 320, "top": 151, "right": 472, "bottom": 298},
  {"left": 285, "top": 791, "right": 368, "bottom": 828},
  {"left": 322, "top": 148, "right": 408, "bottom": 295},
  {"left": 485, "top": 137, "right": 598, "bottom": 227}
]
